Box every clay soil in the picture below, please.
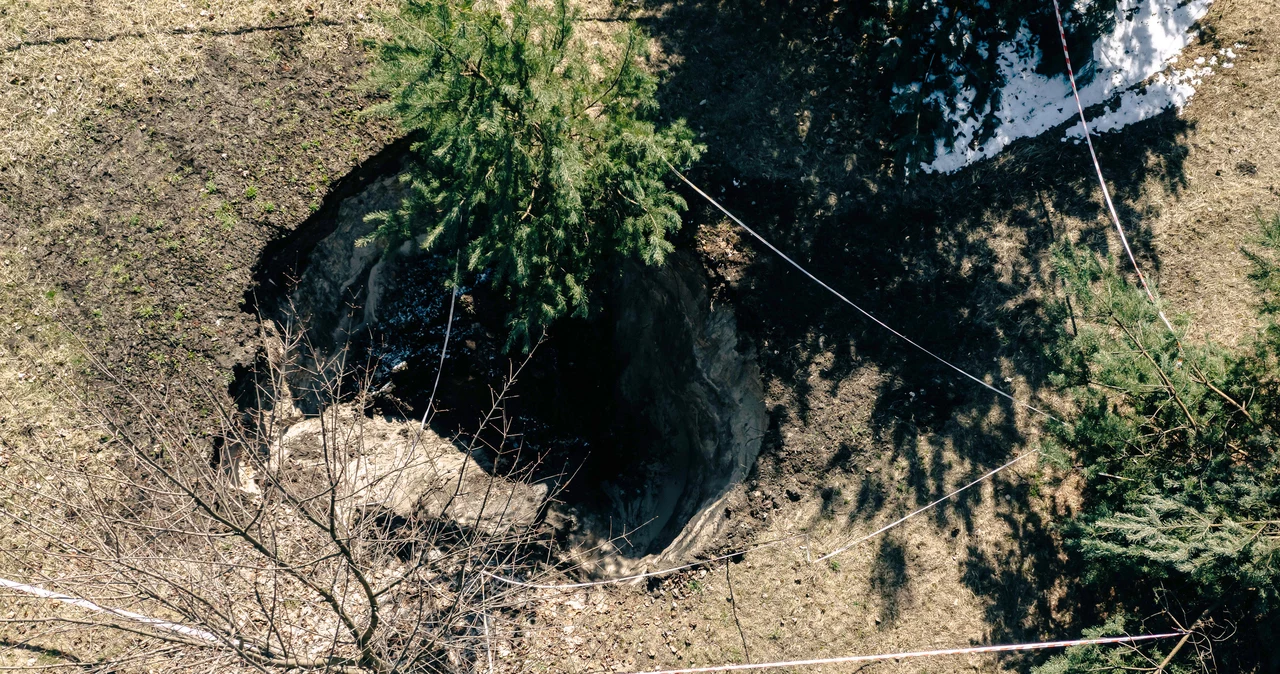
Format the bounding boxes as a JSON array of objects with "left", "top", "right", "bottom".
[{"left": 3, "top": 0, "right": 1280, "bottom": 671}]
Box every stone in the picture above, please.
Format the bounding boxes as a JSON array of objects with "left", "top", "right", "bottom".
[{"left": 276, "top": 406, "right": 547, "bottom": 533}]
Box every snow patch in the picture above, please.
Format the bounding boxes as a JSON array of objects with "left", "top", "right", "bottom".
[{"left": 924, "top": 0, "right": 1220, "bottom": 174}]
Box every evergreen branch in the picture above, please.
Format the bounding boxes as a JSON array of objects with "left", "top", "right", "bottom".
[
  {"left": 363, "top": 0, "right": 700, "bottom": 344},
  {"left": 1186, "top": 361, "right": 1254, "bottom": 423},
  {"left": 582, "top": 32, "right": 636, "bottom": 114},
  {"left": 1111, "top": 316, "right": 1199, "bottom": 431}
]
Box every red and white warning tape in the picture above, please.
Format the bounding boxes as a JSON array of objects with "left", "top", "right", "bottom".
[
  {"left": 669, "top": 166, "right": 1064, "bottom": 425},
  {"left": 617, "top": 632, "right": 1184, "bottom": 674},
  {"left": 484, "top": 449, "right": 1037, "bottom": 587},
  {"left": 1050, "top": 0, "right": 1178, "bottom": 337},
  {"left": 814, "top": 449, "right": 1036, "bottom": 562},
  {"left": 4, "top": 574, "right": 1181, "bottom": 671}
]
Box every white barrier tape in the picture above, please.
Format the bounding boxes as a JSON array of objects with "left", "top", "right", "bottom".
[
  {"left": 815, "top": 449, "right": 1038, "bottom": 562},
  {"left": 616, "top": 632, "right": 1184, "bottom": 674},
  {"left": 669, "top": 166, "right": 1064, "bottom": 426},
  {"left": 0, "top": 576, "right": 228, "bottom": 646},
  {"left": 1049, "top": 0, "right": 1178, "bottom": 338}
]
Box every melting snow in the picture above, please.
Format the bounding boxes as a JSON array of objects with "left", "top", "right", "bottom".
[{"left": 924, "top": 0, "right": 1228, "bottom": 174}]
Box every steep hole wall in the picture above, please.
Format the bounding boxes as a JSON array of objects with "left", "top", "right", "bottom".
[{"left": 242, "top": 144, "right": 765, "bottom": 567}]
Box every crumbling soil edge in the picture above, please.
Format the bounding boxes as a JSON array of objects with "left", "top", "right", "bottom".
[{"left": 244, "top": 133, "right": 419, "bottom": 320}]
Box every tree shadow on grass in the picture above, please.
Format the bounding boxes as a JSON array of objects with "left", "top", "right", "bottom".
[
  {"left": 639, "top": 0, "right": 1195, "bottom": 654},
  {"left": 869, "top": 536, "right": 911, "bottom": 628},
  {"left": 960, "top": 474, "right": 1073, "bottom": 662},
  {"left": 0, "top": 639, "right": 81, "bottom": 665}
]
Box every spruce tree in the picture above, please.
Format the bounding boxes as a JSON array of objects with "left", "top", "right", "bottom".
[
  {"left": 1034, "top": 217, "right": 1280, "bottom": 672},
  {"left": 364, "top": 0, "right": 701, "bottom": 348}
]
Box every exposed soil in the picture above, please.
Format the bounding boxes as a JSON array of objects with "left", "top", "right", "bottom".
[
  {"left": 514, "top": 0, "right": 1280, "bottom": 671},
  {"left": 1, "top": 14, "right": 398, "bottom": 392},
  {"left": 0, "top": 7, "right": 399, "bottom": 669}
]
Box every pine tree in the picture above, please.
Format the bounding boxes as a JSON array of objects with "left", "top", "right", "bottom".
[
  {"left": 364, "top": 0, "right": 702, "bottom": 348},
  {"left": 1034, "top": 218, "right": 1280, "bottom": 672}
]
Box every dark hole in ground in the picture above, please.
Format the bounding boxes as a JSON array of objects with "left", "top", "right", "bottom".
[
  {"left": 239, "top": 141, "right": 766, "bottom": 562},
  {"left": 346, "top": 251, "right": 628, "bottom": 524}
]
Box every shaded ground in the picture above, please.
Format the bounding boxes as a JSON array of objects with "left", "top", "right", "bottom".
[{"left": 517, "top": 0, "right": 1280, "bottom": 671}]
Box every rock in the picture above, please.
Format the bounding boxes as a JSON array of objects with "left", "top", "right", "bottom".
[
  {"left": 276, "top": 405, "right": 546, "bottom": 533},
  {"left": 579, "top": 251, "right": 765, "bottom": 571},
  {"left": 275, "top": 172, "right": 409, "bottom": 412}
]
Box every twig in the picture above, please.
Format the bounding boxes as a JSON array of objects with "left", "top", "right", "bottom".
[
  {"left": 1187, "top": 362, "right": 1254, "bottom": 422},
  {"left": 1154, "top": 599, "right": 1224, "bottom": 674},
  {"left": 1112, "top": 317, "right": 1198, "bottom": 431},
  {"left": 725, "top": 562, "right": 750, "bottom": 664}
]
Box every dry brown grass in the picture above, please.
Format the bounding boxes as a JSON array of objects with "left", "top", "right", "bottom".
[
  {"left": 517, "top": 450, "right": 1050, "bottom": 673},
  {"left": 0, "top": 258, "right": 187, "bottom": 672},
  {"left": 998, "top": 0, "right": 1280, "bottom": 349},
  {"left": 0, "top": 1, "right": 395, "bottom": 172},
  {"left": 1127, "top": 0, "right": 1280, "bottom": 347},
  {"left": 3, "top": 0, "right": 1280, "bottom": 671},
  {"left": 513, "top": 2, "right": 1280, "bottom": 673},
  {"left": 510, "top": 343, "right": 1064, "bottom": 673},
  {"left": 0, "top": 0, "right": 387, "bottom": 48},
  {"left": 0, "top": 0, "right": 394, "bottom": 668}
]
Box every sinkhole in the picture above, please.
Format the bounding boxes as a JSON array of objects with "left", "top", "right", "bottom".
[{"left": 239, "top": 140, "right": 765, "bottom": 570}]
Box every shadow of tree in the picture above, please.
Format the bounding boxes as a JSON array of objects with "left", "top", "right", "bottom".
[
  {"left": 0, "top": 639, "right": 82, "bottom": 665},
  {"left": 960, "top": 472, "right": 1075, "bottom": 660},
  {"left": 639, "top": 0, "right": 1194, "bottom": 651},
  {"left": 869, "top": 536, "right": 910, "bottom": 627}
]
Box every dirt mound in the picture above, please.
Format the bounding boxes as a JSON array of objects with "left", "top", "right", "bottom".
[{"left": 278, "top": 406, "right": 548, "bottom": 533}]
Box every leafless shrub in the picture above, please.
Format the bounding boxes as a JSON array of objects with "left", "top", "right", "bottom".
[{"left": 1, "top": 326, "right": 555, "bottom": 673}]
